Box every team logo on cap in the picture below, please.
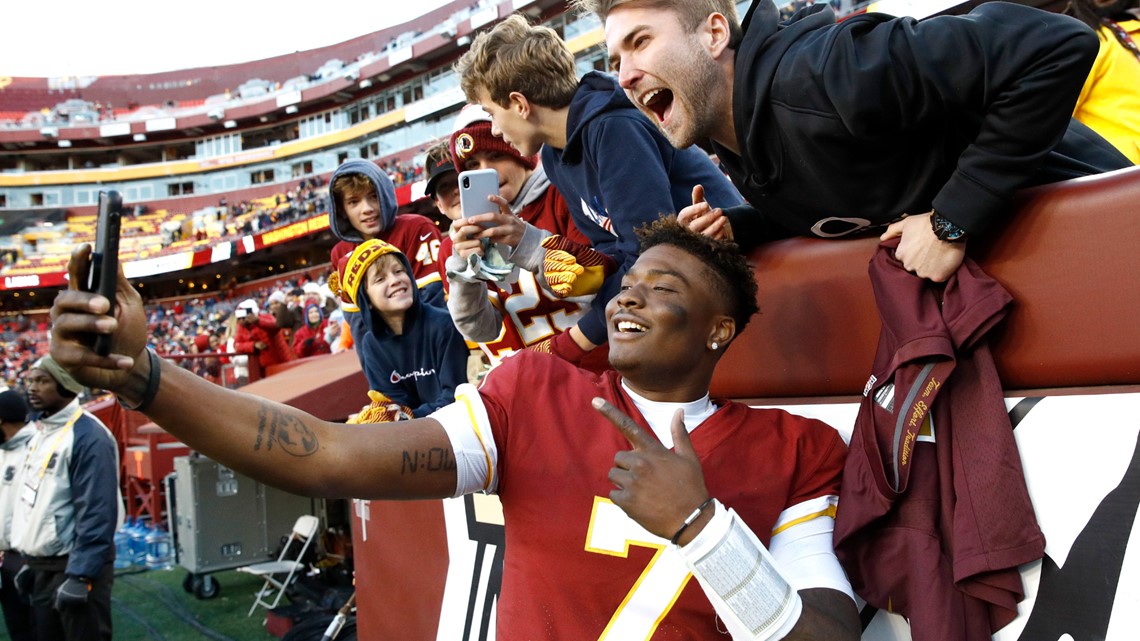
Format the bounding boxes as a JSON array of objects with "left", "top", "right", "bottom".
[{"left": 455, "top": 133, "right": 475, "bottom": 160}]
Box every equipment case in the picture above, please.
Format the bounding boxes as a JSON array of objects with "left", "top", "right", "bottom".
[{"left": 168, "top": 454, "right": 316, "bottom": 575}]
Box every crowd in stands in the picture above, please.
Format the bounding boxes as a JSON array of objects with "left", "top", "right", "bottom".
[
  {"left": 378, "top": 158, "right": 425, "bottom": 188},
  {"left": 221, "top": 176, "right": 328, "bottom": 237},
  {"left": 0, "top": 271, "right": 346, "bottom": 392},
  {"left": 0, "top": 176, "right": 331, "bottom": 282}
]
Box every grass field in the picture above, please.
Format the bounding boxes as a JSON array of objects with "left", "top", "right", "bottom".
[{"left": 0, "top": 567, "right": 279, "bottom": 641}]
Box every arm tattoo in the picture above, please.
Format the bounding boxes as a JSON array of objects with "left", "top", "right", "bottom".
[
  {"left": 400, "top": 447, "right": 457, "bottom": 475},
  {"left": 254, "top": 403, "right": 318, "bottom": 457}
]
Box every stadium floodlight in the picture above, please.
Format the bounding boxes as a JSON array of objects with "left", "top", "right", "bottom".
[
  {"left": 285, "top": 105, "right": 299, "bottom": 115},
  {"left": 40, "top": 127, "right": 58, "bottom": 138},
  {"left": 224, "top": 120, "right": 238, "bottom": 129},
  {"left": 207, "top": 108, "right": 225, "bottom": 120}
]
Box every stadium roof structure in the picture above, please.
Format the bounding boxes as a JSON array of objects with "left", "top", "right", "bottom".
[{"left": 0, "top": 0, "right": 569, "bottom": 157}]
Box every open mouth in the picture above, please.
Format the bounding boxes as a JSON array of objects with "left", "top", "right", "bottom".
[
  {"left": 616, "top": 320, "right": 648, "bottom": 334},
  {"left": 641, "top": 88, "right": 674, "bottom": 124}
]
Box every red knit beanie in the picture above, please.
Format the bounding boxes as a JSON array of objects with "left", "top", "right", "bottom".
[{"left": 449, "top": 104, "right": 537, "bottom": 171}]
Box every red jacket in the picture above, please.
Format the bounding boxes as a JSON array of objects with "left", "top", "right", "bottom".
[
  {"left": 292, "top": 319, "right": 331, "bottom": 358},
  {"left": 233, "top": 313, "right": 295, "bottom": 368},
  {"left": 833, "top": 241, "right": 1045, "bottom": 640}
]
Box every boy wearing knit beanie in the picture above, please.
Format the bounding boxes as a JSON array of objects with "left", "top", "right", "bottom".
[
  {"left": 340, "top": 240, "right": 468, "bottom": 419},
  {"left": 455, "top": 15, "right": 743, "bottom": 363},
  {"left": 441, "top": 105, "right": 609, "bottom": 373}
]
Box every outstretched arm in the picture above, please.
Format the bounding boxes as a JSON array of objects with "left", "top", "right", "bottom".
[{"left": 50, "top": 245, "right": 458, "bottom": 501}]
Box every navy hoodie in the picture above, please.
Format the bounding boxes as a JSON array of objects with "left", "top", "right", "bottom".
[
  {"left": 540, "top": 72, "right": 744, "bottom": 345},
  {"left": 354, "top": 247, "right": 468, "bottom": 418}
]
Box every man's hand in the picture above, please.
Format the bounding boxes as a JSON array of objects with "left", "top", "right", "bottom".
[
  {"left": 677, "top": 185, "right": 733, "bottom": 241},
  {"left": 54, "top": 576, "right": 91, "bottom": 609},
  {"left": 49, "top": 244, "right": 148, "bottom": 393},
  {"left": 879, "top": 213, "right": 966, "bottom": 282},
  {"left": 592, "top": 398, "right": 710, "bottom": 544}
]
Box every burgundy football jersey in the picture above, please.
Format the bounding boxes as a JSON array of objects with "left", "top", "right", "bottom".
[{"left": 466, "top": 351, "right": 846, "bottom": 640}]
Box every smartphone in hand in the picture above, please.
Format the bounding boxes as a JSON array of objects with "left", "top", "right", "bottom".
[
  {"left": 86, "top": 190, "right": 123, "bottom": 356},
  {"left": 459, "top": 168, "right": 500, "bottom": 227}
]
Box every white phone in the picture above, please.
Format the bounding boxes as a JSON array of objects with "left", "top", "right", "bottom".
[{"left": 459, "top": 168, "right": 500, "bottom": 226}]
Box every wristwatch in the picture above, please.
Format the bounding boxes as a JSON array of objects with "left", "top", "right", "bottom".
[{"left": 930, "top": 211, "right": 969, "bottom": 243}]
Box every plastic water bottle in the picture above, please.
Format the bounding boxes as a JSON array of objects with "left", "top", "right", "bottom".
[
  {"left": 113, "top": 520, "right": 133, "bottom": 570},
  {"left": 145, "top": 526, "right": 173, "bottom": 570},
  {"left": 130, "top": 519, "right": 151, "bottom": 568}
]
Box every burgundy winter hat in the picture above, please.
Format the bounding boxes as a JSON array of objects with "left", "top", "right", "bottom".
[{"left": 449, "top": 104, "right": 537, "bottom": 171}]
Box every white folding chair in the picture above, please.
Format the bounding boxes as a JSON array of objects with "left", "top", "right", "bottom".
[{"left": 239, "top": 514, "right": 320, "bottom": 616}]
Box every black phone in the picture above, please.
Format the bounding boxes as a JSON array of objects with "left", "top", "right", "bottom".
[{"left": 87, "top": 190, "right": 123, "bottom": 356}]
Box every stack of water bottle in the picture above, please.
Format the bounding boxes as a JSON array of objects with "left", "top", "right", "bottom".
[{"left": 113, "top": 516, "right": 173, "bottom": 571}]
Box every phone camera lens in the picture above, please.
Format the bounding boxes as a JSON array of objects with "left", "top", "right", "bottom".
[{"left": 462, "top": 177, "right": 470, "bottom": 189}]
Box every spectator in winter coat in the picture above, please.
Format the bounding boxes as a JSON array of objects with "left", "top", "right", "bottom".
[{"left": 292, "top": 304, "right": 332, "bottom": 358}]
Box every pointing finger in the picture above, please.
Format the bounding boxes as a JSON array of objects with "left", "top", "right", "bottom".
[{"left": 593, "top": 397, "right": 659, "bottom": 451}]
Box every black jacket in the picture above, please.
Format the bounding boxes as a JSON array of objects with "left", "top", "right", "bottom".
[{"left": 721, "top": 1, "right": 1132, "bottom": 248}]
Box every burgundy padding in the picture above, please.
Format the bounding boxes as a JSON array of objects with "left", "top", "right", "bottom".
[{"left": 711, "top": 166, "right": 1140, "bottom": 400}]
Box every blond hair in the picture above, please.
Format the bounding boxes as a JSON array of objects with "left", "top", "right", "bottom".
[
  {"left": 456, "top": 14, "right": 580, "bottom": 108},
  {"left": 571, "top": 0, "right": 743, "bottom": 48},
  {"left": 423, "top": 138, "right": 452, "bottom": 171}
]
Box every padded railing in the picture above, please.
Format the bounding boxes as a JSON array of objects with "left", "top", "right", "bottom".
[{"left": 710, "top": 166, "right": 1140, "bottom": 401}]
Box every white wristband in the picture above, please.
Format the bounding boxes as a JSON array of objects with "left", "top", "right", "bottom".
[{"left": 678, "top": 501, "right": 803, "bottom": 640}]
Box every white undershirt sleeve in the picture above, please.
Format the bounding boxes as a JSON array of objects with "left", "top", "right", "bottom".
[
  {"left": 769, "top": 495, "right": 854, "bottom": 599},
  {"left": 428, "top": 383, "right": 500, "bottom": 497}
]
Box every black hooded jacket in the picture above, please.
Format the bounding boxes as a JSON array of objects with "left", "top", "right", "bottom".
[{"left": 720, "top": 1, "right": 1132, "bottom": 247}]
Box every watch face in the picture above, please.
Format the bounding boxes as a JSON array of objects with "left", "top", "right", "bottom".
[
  {"left": 942, "top": 226, "right": 966, "bottom": 241},
  {"left": 932, "top": 214, "right": 967, "bottom": 242}
]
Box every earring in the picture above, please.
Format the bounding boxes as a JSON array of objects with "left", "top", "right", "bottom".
[{"left": 710, "top": 341, "right": 719, "bottom": 351}]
